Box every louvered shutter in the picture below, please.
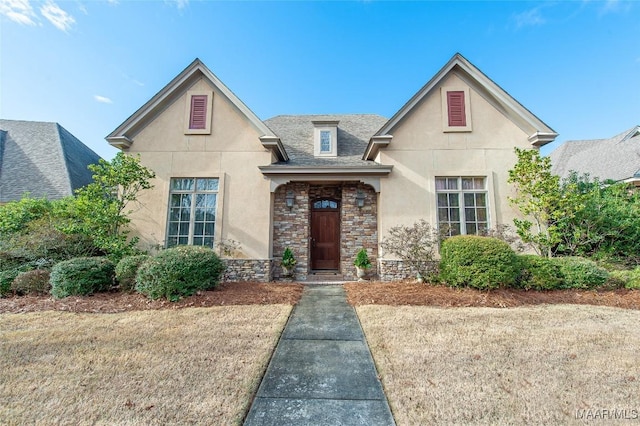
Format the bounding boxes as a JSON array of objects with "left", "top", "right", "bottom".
[
  {"left": 189, "top": 95, "right": 208, "bottom": 129},
  {"left": 447, "top": 91, "right": 466, "bottom": 127}
]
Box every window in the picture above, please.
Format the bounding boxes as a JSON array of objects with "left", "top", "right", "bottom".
[
  {"left": 313, "top": 199, "right": 338, "bottom": 209},
  {"left": 436, "top": 177, "right": 488, "bottom": 236},
  {"left": 320, "top": 131, "right": 331, "bottom": 152},
  {"left": 167, "top": 178, "right": 218, "bottom": 248},
  {"left": 184, "top": 90, "right": 213, "bottom": 134}
]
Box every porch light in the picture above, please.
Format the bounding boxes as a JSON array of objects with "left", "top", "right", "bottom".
[
  {"left": 285, "top": 190, "right": 295, "bottom": 210},
  {"left": 356, "top": 190, "right": 366, "bottom": 209}
]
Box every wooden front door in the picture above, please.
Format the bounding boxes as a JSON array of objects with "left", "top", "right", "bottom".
[{"left": 310, "top": 199, "right": 340, "bottom": 270}]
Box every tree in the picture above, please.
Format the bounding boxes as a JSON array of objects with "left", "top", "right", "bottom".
[
  {"left": 73, "top": 153, "right": 155, "bottom": 259},
  {"left": 507, "top": 148, "right": 583, "bottom": 257}
]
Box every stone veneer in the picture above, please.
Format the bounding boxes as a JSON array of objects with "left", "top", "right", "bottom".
[
  {"left": 272, "top": 182, "right": 378, "bottom": 281},
  {"left": 222, "top": 259, "right": 273, "bottom": 282},
  {"left": 378, "top": 259, "right": 416, "bottom": 281}
]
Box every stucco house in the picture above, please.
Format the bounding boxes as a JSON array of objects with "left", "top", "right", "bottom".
[
  {"left": 550, "top": 126, "right": 640, "bottom": 187},
  {"left": 0, "top": 119, "right": 101, "bottom": 203},
  {"left": 106, "top": 53, "right": 557, "bottom": 282}
]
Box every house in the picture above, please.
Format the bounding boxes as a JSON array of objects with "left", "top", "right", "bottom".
[
  {"left": 550, "top": 126, "right": 640, "bottom": 186},
  {"left": 106, "top": 53, "right": 557, "bottom": 281},
  {"left": 0, "top": 120, "right": 102, "bottom": 203}
]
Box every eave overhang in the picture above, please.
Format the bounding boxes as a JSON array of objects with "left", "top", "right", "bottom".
[
  {"left": 107, "top": 135, "right": 133, "bottom": 149},
  {"left": 363, "top": 135, "right": 393, "bottom": 161},
  {"left": 259, "top": 165, "right": 393, "bottom": 192},
  {"left": 259, "top": 136, "right": 289, "bottom": 162},
  {"left": 528, "top": 132, "right": 559, "bottom": 147}
]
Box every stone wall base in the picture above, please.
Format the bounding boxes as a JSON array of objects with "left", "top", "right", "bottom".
[{"left": 222, "top": 259, "right": 273, "bottom": 283}]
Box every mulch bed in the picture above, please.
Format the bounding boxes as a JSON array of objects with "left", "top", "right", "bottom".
[
  {"left": 0, "top": 282, "right": 304, "bottom": 314},
  {"left": 2, "top": 281, "right": 639, "bottom": 313},
  {"left": 344, "top": 281, "right": 640, "bottom": 310}
]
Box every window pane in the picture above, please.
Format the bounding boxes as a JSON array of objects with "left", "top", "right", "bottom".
[
  {"left": 170, "top": 194, "right": 182, "bottom": 208},
  {"left": 320, "top": 131, "right": 331, "bottom": 152},
  {"left": 203, "top": 237, "right": 214, "bottom": 248},
  {"left": 478, "top": 223, "right": 488, "bottom": 233},
  {"left": 474, "top": 178, "right": 485, "bottom": 189},
  {"left": 437, "top": 193, "right": 449, "bottom": 207},
  {"left": 196, "top": 178, "right": 219, "bottom": 192},
  {"left": 179, "top": 223, "right": 190, "bottom": 236},
  {"left": 168, "top": 222, "right": 179, "bottom": 235},
  {"left": 193, "top": 237, "right": 203, "bottom": 246},
  {"left": 476, "top": 193, "right": 486, "bottom": 207},
  {"left": 438, "top": 208, "right": 449, "bottom": 221},
  {"left": 205, "top": 223, "right": 215, "bottom": 236},
  {"left": 194, "top": 222, "right": 204, "bottom": 236},
  {"left": 477, "top": 208, "right": 487, "bottom": 221},
  {"left": 465, "top": 208, "right": 476, "bottom": 221},
  {"left": 449, "top": 193, "right": 459, "bottom": 207},
  {"left": 450, "top": 223, "right": 461, "bottom": 235},
  {"left": 463, "top": 193, "right": 474, "bottom": 207},
  {"left": 467, "top": 223, "right": 477, "bottom": 235},
  {"left": 462, "top": 178, "right": 473, "bottom": 190},
  {"left": 447, "top": 178, "right": 458, "bottom": 190},
  {"left": 171, "top": 178, "right": 194, "bottom": 191},
  {"left": 180, "top": 207, "right": 190, "bottom": 222},
  {"left": 450, "top": 208, "right": 460, "bottom": 222},
  {"left": 178, "top": 237, "right": 188, "bottom": 245},
  {"left": 435, "top": 178, "right": 447, "bottom": 191},
  {"left": 167, "top": 237, "right": 178, "bottom": 248}
]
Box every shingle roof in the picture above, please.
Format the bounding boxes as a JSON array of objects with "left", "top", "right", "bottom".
[
  {"left": 264, "top": 114, "right": 388, "bottom": 167},
  {"left": 0, "top": 120, "right": 102, "bottom": 202},
  {"left": 550, "top": 126, "right": 640, "bottom": 182}
]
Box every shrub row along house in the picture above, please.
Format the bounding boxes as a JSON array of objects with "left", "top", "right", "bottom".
[{"left": 106, "top": 53, "right": 557, "bottom": 282}]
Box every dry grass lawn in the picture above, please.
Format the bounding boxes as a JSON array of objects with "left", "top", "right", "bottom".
[
  {"left": 0, "top": 305, "right": 291, "bottom": 425},
  {"left": 358, "top": 305, "right": 640, "bottom": 425}
]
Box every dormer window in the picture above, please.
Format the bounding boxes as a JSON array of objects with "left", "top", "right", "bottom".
[
  {"left": 441, "top": 87, "right": 472, "bottom": 132},
  {"left": 312, "top": 120, "right": 339, "bottom": 157},
  {"left": 184, "top": 90, "right": 213, "bottom": 135}
]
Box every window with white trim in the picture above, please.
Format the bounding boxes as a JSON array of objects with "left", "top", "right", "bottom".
[
  {"left": 167, "top": 178, "right": 218, "bottom": 248},
  {"left": 320, "top": 130, "right": 331, "bottom": 152},
  {"left": 436, "top": 177, "right": 488, "bottom": 236}
]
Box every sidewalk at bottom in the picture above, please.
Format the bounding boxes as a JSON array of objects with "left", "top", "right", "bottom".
[{"left": 244, "top": 284, "right": 395, "bottom": 426}]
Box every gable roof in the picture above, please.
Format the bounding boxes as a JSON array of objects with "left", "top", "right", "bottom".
[
  {"left": 0, "top": 119, "right": 102, "bottom": 202},
  {"left": 106, "top": 58, "right": 287, "bottom": 161},
  {"left": 364, "top": 53, "right": 558, "bottom": 160},
  {"left": 550, "top": 125, "right": 640, "bottom": 182}
]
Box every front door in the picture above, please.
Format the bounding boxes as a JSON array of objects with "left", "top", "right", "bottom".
[{"left": 310, "top": 199, "right": 340, "bottom": 270}]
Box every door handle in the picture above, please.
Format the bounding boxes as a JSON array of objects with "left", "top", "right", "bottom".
[{"left": 311, "top": 238, "right": 316, "bottom": 248}]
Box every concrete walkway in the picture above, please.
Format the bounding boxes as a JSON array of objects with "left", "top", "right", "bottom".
[{"left": 244, "top": 285, "right": 395, "bottom": 426}]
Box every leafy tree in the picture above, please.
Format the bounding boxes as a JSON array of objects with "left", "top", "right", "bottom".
[
  {"left": 507, "top": 148, "right": 583, "bottom": 257},
  {"left": 71, "top": 153, "right": 155, "bottom": 259}
]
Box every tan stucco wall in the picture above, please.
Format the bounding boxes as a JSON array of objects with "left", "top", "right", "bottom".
[
  {"left": 377, "top": 73, "right": 536, "bottom": 251},
  {"left": 123, "top": 78, "right": 273, "bottom": 258}
]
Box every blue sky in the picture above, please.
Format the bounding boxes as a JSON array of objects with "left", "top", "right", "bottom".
[{"left": 1, "top": 0, "right": 638, "bottom": 160}]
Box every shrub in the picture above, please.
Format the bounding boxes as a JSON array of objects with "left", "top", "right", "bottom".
[
  {"left": 439, "top": 236, "right": 518, "bottom": 290},
  {"left": 549, "top": 256, "right": 609, "bottom": 290},
  {"left": 281, "top": 247, "right": 296, "bottom": 269},
  {"left": 515, "top": 255, "right": 564, "bottom": 290},
  {"left": 0, "top": 269, "right": 22, "bottom": 297},
  {"left": 50, "top": 257, "right": 115, "bottom": 299},
  {"left": 11, "top": 269, "right": 51, "bottom": 295},
  {"left": 380, "top": 219, "right": 441, "bottom": 281},
  {"left": 353, "top": 248, "right": 372, "bottom": 269},
  {"left": 609, "top": 268, "right": 640, "bottom": 290},
  {"left": 135, "top": 246, "right": 225, "bottom": 301},
  {"left": 115, "top": 255, "right": 150, "bottom": 292}
]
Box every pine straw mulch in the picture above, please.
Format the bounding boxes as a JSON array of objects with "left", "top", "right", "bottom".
[
  {"left": 344, "top": 281, "right": 640, "bottom": 310},
  {"left": 0, "top": 282, "right": 303, "bottom": 314},
  {"left": 3, "top": 281, "right": 639, "bottom": 314}
]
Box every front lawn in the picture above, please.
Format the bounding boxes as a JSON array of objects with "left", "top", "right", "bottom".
[
  {"left": 358, "top": 304, "right": 640, "bottom": 425},
  {"left": 0, "top": 305, "right": 291, "bottom": 425}
]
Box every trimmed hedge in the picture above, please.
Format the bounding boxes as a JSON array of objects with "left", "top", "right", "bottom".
[
  {"left": 609, "top": 268, "right": 640, "bottom": 290},
  {"left": 50, "top": 257, "right": 115, "bottom": 299},
  {"left": 439, "top": 235, "right": 518, "bottom": 290},
  {"left": 135, "top": 246, "right": 225, "bottom": 301},
  {"left": 11, "top": 269, "right": 51, "bottom": 295},
  {"left": 549, "top": 256, "right": 609, "bottom": 290},
  {"left": 115, "top": 255, "right": 150, "bottom": 292},
  {"left": 515, "top": 255, "right": 564, "bottom": 290}
]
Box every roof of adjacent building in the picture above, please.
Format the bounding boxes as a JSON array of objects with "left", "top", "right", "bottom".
[
  {"left": 0, "top": 119, "right": 102, "bottom": 202},
  {"left": 549, "top": 125, "right": 640, "bottom": 182},
  {"left": 264, "top": 114, "right": 388, "bottom": 167}
]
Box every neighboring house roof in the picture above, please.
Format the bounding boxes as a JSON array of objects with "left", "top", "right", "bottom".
[
  {"left": 365, "top": 53, "right": 558, "bottom": 160},
  {"left": 264, "top": 114, "right": 388, "bottom": 167},
  {"left": 0, "top": 119, "right": 102, "bottom": 202},
  {"left": 106, "top": 58, "right": 288, "bottom": 161},
  {"left": 550, "top": 125, "right": 640, "bottom": 182}
]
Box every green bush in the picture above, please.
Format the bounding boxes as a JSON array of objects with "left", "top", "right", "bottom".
[
  {"left": 115, "top": 255, "right": 150, "bottom": 292},
  {"left": 609, "top": 268, "right": 640, "bottom": 290},
  {"left": 515, "top": 255, "right": 564, "bottom": 290},
  {"left": 11, "top": 270, "right": 51, "bottom": 295},
  {"left": 1, "top": 269, "right": 22, "bottom": 297},
  {"left": 439, "top": 235, "right": 518, "bottom": 290},
  {"left": 549, "top": 256, "right": 609, "bottom": 290},
  {"left": 135, "top": 246, "right": 225, "bottom": 301},
  {"left": 50, "top": 257, "right": 115, "bottom": 299}
]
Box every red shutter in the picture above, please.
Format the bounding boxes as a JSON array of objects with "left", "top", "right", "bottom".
[
  {"left": 447, "top": 91, "right": 466, "bottom": 127},
  {"left": 189, "top": 95, "right": 208, "bottom": 129}
]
